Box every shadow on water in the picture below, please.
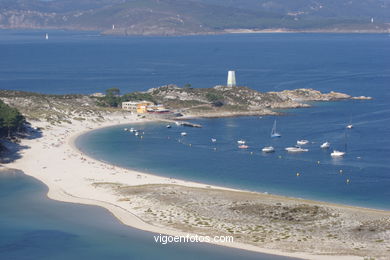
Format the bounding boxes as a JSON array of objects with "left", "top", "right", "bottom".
[{"left": 0, "top": 169, "right": 299, "bottom": 260}]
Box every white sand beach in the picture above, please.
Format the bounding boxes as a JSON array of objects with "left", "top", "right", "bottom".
[{"left": 3, "top": 114, "right": 387, "bottom": 260}]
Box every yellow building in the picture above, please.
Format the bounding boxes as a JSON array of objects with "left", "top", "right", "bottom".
[{"left": 136, "top": 101, "right": 154, "bottom": 114}]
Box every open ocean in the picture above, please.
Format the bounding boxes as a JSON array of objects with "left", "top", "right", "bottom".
[{"left": 1, "top": 29, "right": 390, "bottom": 259}]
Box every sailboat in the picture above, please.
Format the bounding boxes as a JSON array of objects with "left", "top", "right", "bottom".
[
  {"left": 346, "top": 117, "right": 353, "bottom": 129},
  {"left": 270, "top": 120, "right": 281, "bottom": 138},
  {"left": 331, "top": 131, "right": 347, "bottom": 157}
]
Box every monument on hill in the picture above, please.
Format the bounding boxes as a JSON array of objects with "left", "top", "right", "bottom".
[{"left": 227, "top": 70, "right": 236, "bottom": 87}]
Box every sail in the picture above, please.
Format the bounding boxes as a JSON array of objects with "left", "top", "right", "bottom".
[
  {"left": 271, "top": 120, "right": 281, "bottom": 138},
  {"left": 271, "top": 120, "right": 276, "bottom": 135}
]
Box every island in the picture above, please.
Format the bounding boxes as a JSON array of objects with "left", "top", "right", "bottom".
[{"left": 1, "top": 85, "right": 388, "bottom": 260}]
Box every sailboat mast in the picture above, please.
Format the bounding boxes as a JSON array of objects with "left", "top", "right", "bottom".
[{"left": 344, "top": 130, "right": 348, "bottom": 152}]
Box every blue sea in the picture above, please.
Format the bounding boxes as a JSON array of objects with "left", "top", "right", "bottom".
[{"left": 1, "top": 29, "right": 390, "bottom": 259}]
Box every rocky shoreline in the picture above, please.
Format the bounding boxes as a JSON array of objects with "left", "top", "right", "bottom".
[{"left": 0, "top": 86, "right": 364, "bottom": 123}]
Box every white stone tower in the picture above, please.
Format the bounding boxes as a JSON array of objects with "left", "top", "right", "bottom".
[{"left": 227, "top": 70, "right": 236, "bottom": 87}]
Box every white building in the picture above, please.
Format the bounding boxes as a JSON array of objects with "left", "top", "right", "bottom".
[
  {"left": 121, "top": 101, "right": 138, "bottom": 112},
  {"left": 227, "top": 70, "right": 236, "bottom": 87}
]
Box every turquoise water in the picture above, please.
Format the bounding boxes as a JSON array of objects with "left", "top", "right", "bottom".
[
  {"left": 0, "top": 170, "right": 294, "bottom": 260},
  {"left": 77, "top": 97, "right": 390, "bottom": 210}
]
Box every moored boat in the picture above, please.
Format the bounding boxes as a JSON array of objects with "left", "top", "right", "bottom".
[
  {"left": 320, "top": 141, "right": 330, "bottom": 149},
  {"left": 297, "top": 140, "right": 309, "bottom": 145},
  {"left": 331, "top": 150, "right": 345, "bottom": 157},
  {"left": 262, "top": 146, "right": 275, "bottom": 153},
  {"left": 285, "top": 147, "right": 309, "bottom": 153}
]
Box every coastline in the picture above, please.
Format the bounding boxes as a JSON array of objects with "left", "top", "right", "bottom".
[{"left": 3, "top": 114, "right": 389, "bottom": 260}]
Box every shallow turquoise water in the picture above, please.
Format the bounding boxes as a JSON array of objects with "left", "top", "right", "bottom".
[
  {"left": 0, "top": 170, "right": 294, "bottom": 260},
  {"left": 77, "top": 97, "right": 390, "bottom": 210}
]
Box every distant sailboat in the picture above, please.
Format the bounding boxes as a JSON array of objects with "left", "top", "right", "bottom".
[
  {"left": 271, "top": 120, "right": 281, "bottom": 138},
  {"left": 45, "top": 33, "right": 49, "bottom": 40}
]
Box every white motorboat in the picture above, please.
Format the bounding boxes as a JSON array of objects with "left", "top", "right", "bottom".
[
  {"left": 320, "top": 142, "right": 330, "bottom": 149},
  {"left": 211, "top": 138, "right": 217, "bottom": 143},
  {"left": 124, "top": 128, "right": 128, "bottom": 131},
  {"left": 237, "top": 140, "right": 246, "bottom": 145},
  {"left": 134, "top": 131, "right": 139, "bottom": 136},
  {"left": 285, "top": 147, "right": 309, "bottom": 153},
  {"left": 166, "top": 124, "right": 171, "bottom": 128},
  {"left": 129, "top": 128, "right": 135, "bottom": 132},
  {"left": 181, "top": 132, "right": 187, "bottom": 136},
  {"left": 297, "top": 140, "right": 309, "bottom": 145},
  {"left": 331, "top": 150, "right": 345, "bottom": 157},
  {"left": 262, "top": 146, "right": 275, "bottom": 153}
]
